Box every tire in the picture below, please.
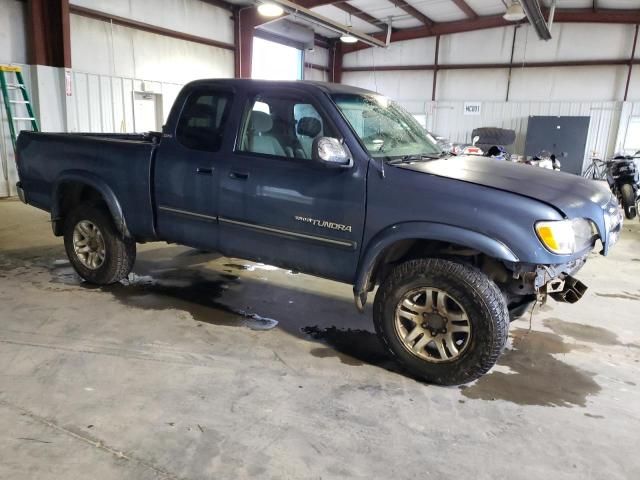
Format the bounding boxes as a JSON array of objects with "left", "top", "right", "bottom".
[
  {"left": 620, "top": 183, "right": 637, "bottom": 219},
  {"left": 63, "top": 203, "right": 136, "bottom": 285},
  {"left": 471, "top": 127, "right": 516, "bottom": 147},
  {"left": 373, "top": 258, "right": 509, "bottom": 385}
]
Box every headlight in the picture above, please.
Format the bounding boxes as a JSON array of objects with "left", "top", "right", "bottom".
[{"left": 535, "top": 219, "right": 595, "bottom": 255}]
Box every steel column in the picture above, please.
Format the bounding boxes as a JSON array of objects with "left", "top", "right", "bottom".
[{"left": 624, "top": 24, "right": 639, "bottom": 101}]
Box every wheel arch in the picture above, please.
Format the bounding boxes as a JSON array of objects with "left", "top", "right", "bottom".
[
  {"left": 353, "top": 222, "right": 519, "bottom": 310},
  {"left": 51, "top": 171, "right": 130, "bottom": 237}
]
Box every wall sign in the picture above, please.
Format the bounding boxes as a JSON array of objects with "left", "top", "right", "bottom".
[{"left": 463, "top": 102, "right": 481, "bottom": 115}]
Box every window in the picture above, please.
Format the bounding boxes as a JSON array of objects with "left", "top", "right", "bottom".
[
  {"left": 332, "top": 93, "right": 440, "bottom": 160},
  {"left": 623, "top": 116, "right": 640, "bottom": 154},
  {"left": 239, "top": 94, "right": 334, "bottom": 159},
  {"left": 251, "top": 37, "right": 303, "bottom": 81},
  {"left": 176, "top": 89, "right": 232, "bottom": 152}
]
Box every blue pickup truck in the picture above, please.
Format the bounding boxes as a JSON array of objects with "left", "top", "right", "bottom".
[{"left": 15, "top": 79, "right": 623, "bottom": 385}]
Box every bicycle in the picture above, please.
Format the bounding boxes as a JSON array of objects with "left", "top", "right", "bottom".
[{"left": 582, "top": 157, "right": 610, "bottom": 180}]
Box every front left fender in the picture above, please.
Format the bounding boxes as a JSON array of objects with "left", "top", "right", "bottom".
[{"left": 353, "top": 221, "right": 519, "bottom": 304}]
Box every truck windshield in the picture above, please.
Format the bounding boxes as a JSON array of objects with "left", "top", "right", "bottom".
[{"left": 332, "top": 93, "right": 442, "bottom": 160}]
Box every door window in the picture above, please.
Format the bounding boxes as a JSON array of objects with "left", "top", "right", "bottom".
[
  {"left": 176, "top": 89, "right": 233, "bottom": 152},
  {"left": 238, "top": 94, "right": 335, "bottom": 160}
]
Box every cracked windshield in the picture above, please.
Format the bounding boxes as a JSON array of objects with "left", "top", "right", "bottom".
[{"left": 332, "top": 93, "right": 442, "bottom": 160}]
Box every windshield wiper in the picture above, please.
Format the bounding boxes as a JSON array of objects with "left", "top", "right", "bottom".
[{"left": 387, "top": 154, "right": 444, "bottom": 165}]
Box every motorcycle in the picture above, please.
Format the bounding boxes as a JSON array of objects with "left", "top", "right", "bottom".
[{"left": 607, "top": 154, "right": 639, "bottom": 220}]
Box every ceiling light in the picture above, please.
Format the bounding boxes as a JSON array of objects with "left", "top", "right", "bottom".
[
  {"left": 340, "top": 35, "right": 358, "bottom": 44},
  {"left": 257, "top": 2, "right": 284, "bottom": 17},
  {"left": 503, "top": 3, "right": 526, "bottom": 22}
]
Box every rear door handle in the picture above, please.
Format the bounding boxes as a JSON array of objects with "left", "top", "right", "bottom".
[
  {"left": 196, "top": 167, "right": 213, "bottom": 175},
  {"left": 229, "top": 171, "right": 249, "bottom": 181}
]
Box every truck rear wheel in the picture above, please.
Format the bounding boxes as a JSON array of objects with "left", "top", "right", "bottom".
[
  {"left": 63, "top": 203, "right": 136, "bottom": 285},
  {"left": 373, "top": 258, "right": 509, "bottom": 385},
  {"left": 620, "top": 183, "right": 637, "bottom": 219}
]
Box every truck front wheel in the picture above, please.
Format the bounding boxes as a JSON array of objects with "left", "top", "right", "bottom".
[
  {"left": 63, "top": 203, "right": 136, "bottom": 285},
  {"left": 373, "top": 258, "right": 509, "bottom": 385}
]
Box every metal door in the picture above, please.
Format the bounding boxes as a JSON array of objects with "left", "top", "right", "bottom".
[{"left": 524, "top": 116, "right": 590, "bottom": 175}]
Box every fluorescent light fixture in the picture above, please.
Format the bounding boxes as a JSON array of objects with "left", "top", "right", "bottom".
[
  {"left": 257, "top": 2, "right": 284, "bottom": 17},
  {"left": 340, "top": 35, "right": 358, "bottom": 44},
  {"left": 503, "top": 3, "right": 526, "bottom": 21}
]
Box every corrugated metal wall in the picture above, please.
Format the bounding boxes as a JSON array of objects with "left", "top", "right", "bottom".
[
  {"left": 68, "top": 71, "right": 184, "bottom": 133},
  {"left": 397, "top": 99, "right": 625, "bottom": 173}
]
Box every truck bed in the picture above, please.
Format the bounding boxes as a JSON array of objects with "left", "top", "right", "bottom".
[{"left": 16, "top": 131, "right": 159, "bottom": 239}]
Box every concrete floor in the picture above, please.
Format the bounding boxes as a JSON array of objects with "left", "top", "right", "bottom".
[{"left": 0, "top": 197, "right": 639, "bottom": 480}]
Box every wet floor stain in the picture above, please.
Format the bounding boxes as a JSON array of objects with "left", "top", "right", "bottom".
[
  {"left": 544, "top": 318, "right": 620, "bottom": 346},
  {"left": 310, "top": 347, "right": 364, "bottom": 366},
  {"left": 302, "top": 326, "right": 400, "bottom": 373},
  {"left": 595, "top": 292, "right": 640, "bottom": 301},
  {"left": 462, "top": 328, "right": 600, "bottom": 407},
  {"left": 49, "top": 263, "right": 278, "bottom": 331}
]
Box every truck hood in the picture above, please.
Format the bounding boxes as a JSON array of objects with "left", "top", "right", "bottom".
[{"left": 395, "top": 155, "right": 613, "bottom": 218}]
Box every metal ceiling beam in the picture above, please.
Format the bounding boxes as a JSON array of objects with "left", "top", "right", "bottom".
[
  {"left": 266, "top": 0, "right": 388, "bottom": 46},
  {"left": 450, "top": 0, "right": 478, "bottom": 19},
  {"left": 343, "top": 14, "right": 514, "bottom": 52},
  {"left": 343, "top": 8, "right": 640, "bottom": 52},
  {"left": 334, "top": 3, "right": 386, "bottom": 30},
  {"left": 295, "top": 0, "right": 344, "bottom": 7},
  {"left": 392, "top": 1, "right": 434, "bottom": 27},
  {"left": 199, "top": 0, "right": 236, "bottom": 11},
  {"left": 551, "top": 8, "right": 640, "bottom": 23}
]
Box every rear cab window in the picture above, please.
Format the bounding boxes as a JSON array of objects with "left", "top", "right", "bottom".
[{"left": 176, "top": 89, "right": 233, "bottom": 152}]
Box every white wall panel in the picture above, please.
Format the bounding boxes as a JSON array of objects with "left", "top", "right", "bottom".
[
  {"left": 436, "top": 69, "right": 510, "bottom": 101},
  {"left": 0, "top": 0, "right": 27, "bottom": 64},
  {"left": 513, "top": 23, "right": 634, "bottom": 63},
  {"left": 343, "top": 37, "right": 436, "bottom": 68},
  {"left": 304, "top": 68, "right": 328, "bottom": 82},
  {"left": 67, "top": 71, "right": 184, "bottom": 133},
  {"left": 439, "top": 27, "right": 514, "bottom": 64},
  {"left": 509, "top": 65, "right": 629, "bottom": 102},
  {"left": 342, "top": 70, "right": 434, "bottom": 101},
  {"left": 70, "top": 15, "right": 234, "bottom": 84},
  {"left": 70, "top": 0, "right": 233, "bottom": 44}
]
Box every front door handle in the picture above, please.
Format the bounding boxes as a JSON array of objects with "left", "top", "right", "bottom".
[
  {"left": 229, "top": 171, "right": 249, "bottom": 181},
  {"left": 196, "top": 167, "right": 213, "bottom": 175}
]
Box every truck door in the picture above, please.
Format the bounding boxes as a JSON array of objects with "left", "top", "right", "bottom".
[
  {"left": 154, "top": 87, "right": 233, "bottom": 250},
  {"left": 217, "top": 89, "right": 367, "bottom": 283}
]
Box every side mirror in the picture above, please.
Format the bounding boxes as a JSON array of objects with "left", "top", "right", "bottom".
[
  {"left": 312, "top": 137, "right": 352, "bottom": 168},
  {"left": 472, "top": 135, "right": 480, "bottom": 146}
]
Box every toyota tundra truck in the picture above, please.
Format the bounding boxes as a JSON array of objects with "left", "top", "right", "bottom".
[{"left": 15, "top": 79, "right": 623, "bottom": 385}]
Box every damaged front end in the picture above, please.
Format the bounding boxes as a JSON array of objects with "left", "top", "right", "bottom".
[
  {"left": 501, "top": 254, "right": 590, "bottom": 316},
  {"left": 505, "top": 200, "right": 623, "bottom": 312}
]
